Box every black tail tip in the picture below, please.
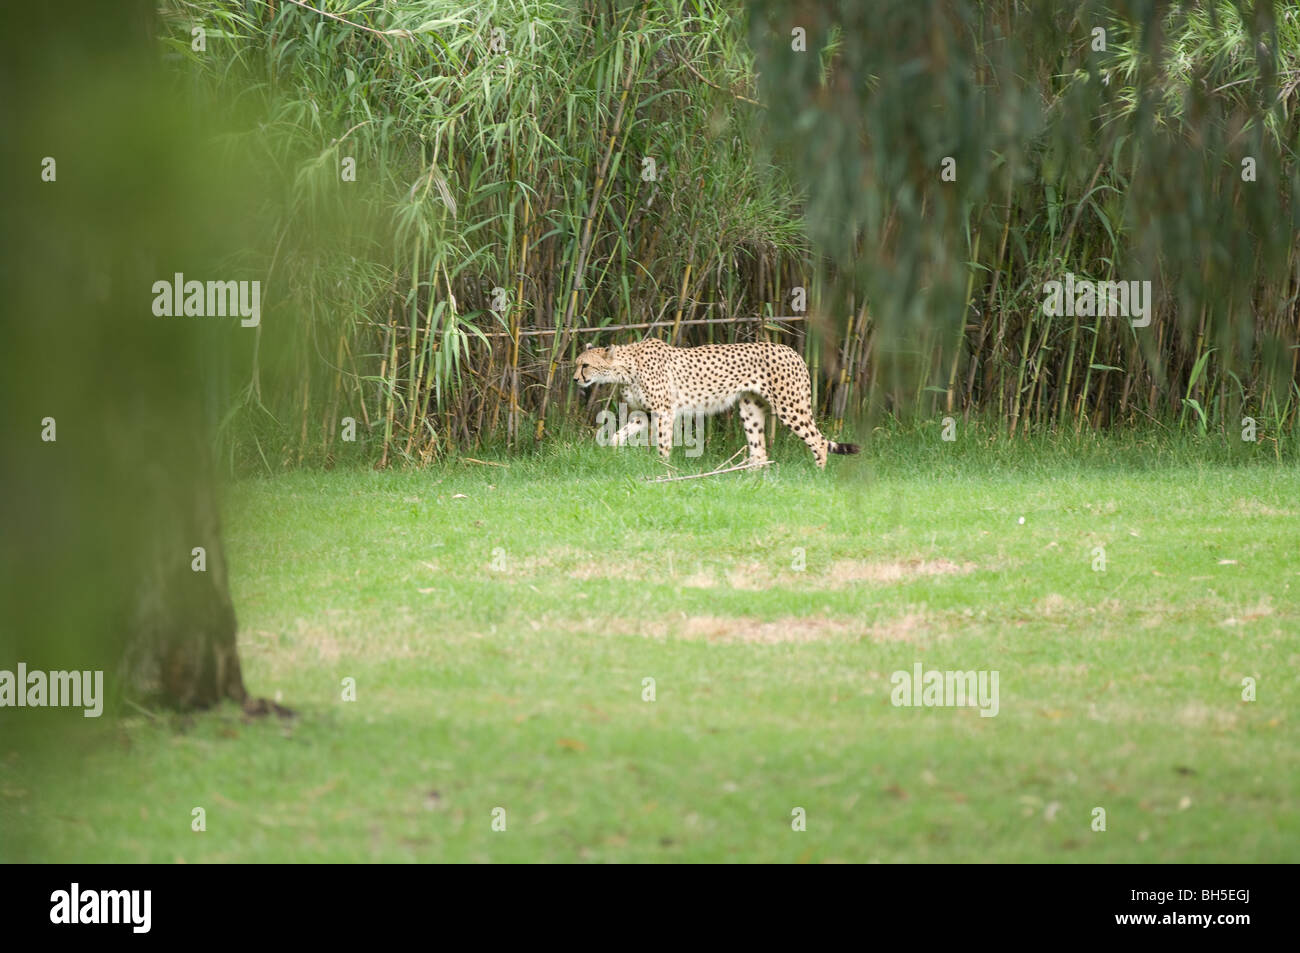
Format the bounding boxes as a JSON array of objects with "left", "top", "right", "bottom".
[{"left": 830, "top": 442, "right": 861, "bottom": 455}]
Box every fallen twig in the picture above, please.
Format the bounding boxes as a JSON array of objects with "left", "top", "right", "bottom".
[{"left": 644, "top": 459, "right": 772, "bottom": 483}]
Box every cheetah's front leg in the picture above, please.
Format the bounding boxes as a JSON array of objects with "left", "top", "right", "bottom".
[{"left": 609, "top": 412, "right": 649, "bottom": 447}]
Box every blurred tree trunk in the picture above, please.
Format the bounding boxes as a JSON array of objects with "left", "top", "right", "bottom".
[
  {"left": 123, "top": 438, "right": 247, "bottom": 708},
  {"left": 0, "top": 0, "right": 263, "bottom": 715}
]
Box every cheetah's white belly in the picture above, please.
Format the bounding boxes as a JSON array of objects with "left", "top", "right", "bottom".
[{"left": 676, "top": 390, "right": 745, "bottom": 416}]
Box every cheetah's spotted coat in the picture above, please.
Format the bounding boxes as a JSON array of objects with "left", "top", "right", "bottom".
[{"left": 573, "top": 337, "right": 860, "bottom": 468}]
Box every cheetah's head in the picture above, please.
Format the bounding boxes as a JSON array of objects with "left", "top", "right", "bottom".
[{"left": 573, "top": 344, "right": 631, "bottom": 388}]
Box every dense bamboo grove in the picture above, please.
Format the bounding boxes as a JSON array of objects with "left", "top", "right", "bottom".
[{"left": 159, "top": 0, "right": 1300, "bottom": 469}]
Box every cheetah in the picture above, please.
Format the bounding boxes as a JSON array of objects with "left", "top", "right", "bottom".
[{"left": 573, "top": 337, "right": 860, "bottom": 468}]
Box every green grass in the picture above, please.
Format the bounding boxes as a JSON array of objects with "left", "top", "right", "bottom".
[{"left": 7, "top": 426, "right": 1299, "bottom": 862}]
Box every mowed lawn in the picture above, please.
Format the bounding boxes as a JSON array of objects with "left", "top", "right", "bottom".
[{"left": 10, "top": 428, "right": 1300, "bottom": 862}]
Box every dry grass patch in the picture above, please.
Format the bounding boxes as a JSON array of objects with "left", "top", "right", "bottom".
[
  {"left": 681, "top": 570, "right": 719, "bottom": 588},
  {"left": 568, "top": 561, "right": 628, "bottom": 581},
  {"left": 665, "top": 611, "right": 935, "bottom": 644},
  {"left": 669, "top": 615, "right": 855, "bottom": 643},
  {"left": 1034, "top": 592, "right": 1073, "bottom": 616},
  {"left": 569, "top": 555, "right": 975, "bottom": 592},
  {"left": 824, "top": 557, "right": 974, "bottom": 587},
  {"left": 241, "top": 607, "right": 448, "bottom": 677},
  {"left": 724, "top": 562, "right": 768, "bottom": 590},
  {"left": 1221, "top": 596, "right": 1275, "bottom": 627},
  {"left": 1229, "top": 499, "right": 1296, "bottom": 517},
  {"left": 571, "top": 609, "right": 937, "bottom": 644},
  {"left": 866, "top": 612, "right": 931, "bottom": 642}
]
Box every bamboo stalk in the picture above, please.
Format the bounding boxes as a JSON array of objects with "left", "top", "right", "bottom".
[{"left": 534, "top": 15, "right": 642, "bottom": 442}]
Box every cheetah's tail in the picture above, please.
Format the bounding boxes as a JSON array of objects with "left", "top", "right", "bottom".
[{"left": 829, "top": 441, "right": 861, "bottom": 455}]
